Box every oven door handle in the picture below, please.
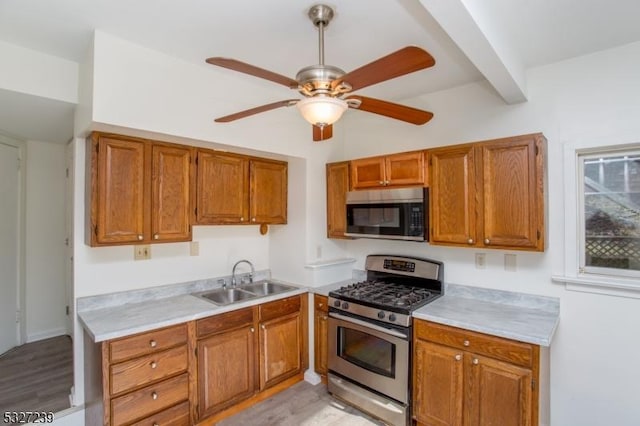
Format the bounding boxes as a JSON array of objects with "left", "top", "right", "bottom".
[{"left": 329, "top": 312, "right": 409, "bottom": 340}]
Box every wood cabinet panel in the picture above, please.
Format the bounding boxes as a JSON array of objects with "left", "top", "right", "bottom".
[
  {"left": 197, "top": 326, "right": 256, "bottom": 417},
  {"left": 110, "top": 345, "right": 188, "bottom": 395},
  {"left": 195, "top": 150, "right": 249, "bottom": 224},
  {"left": 110, "top": 373, "right": 189, "bottom": 426},
  {"left": 259, "top": 295, "right": 301, "bottom": 322},
  {"left": 249, "top": 159, "right": 287, "bottom": 224},
  {"left": 429, "top": 144, "right": 477, "bottom": 246},
  {"left": 313, "top": 295, "right": 328, "bottom": 376},
  {"left": 326, "top": 161, "right": 350, "bottom": 239},
  {"left": 413, "top": 340, "right": 463, "bottom": 426},
  {"left": 385, "top": 151, "right": 425, "bottom": 186},
  {"left": 151, "top": 144, "right": 192, "bottom": 242},
  {"left": 93, "top": 135, "right": 148, "bottom": 244},
  {"left": 350, "top": 157, "right": 386, "bottom": 189},
  {"left": 128, "top": 401, "right": 190, "bottom": 426},
  {"left": 196, "top": 307, "right": 253, "bottom": 338},
  {"left": 259, "top": 312, "right": 301, "bottom": 390},
  {"left": 464, "top": 354, "right": 532, "bottom": 426},
  {"left": 109, "top": 324, "right": 188, "bottom": 363}
]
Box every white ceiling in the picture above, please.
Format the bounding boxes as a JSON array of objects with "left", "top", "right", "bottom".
[{"left": 1, "top": 0, "right": 640, "bottom": 144}]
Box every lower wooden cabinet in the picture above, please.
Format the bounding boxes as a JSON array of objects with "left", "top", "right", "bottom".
[
  {"left": 195, "top": 294, "right": 307, "bottom": 422},
  {"left": 413, "top": 320, "right": 545, "bottom": 426},
  {"left": 313, "top": 294, "right": 329, "bottom": 378},
  {"left": 101, "top": 324, "right": 190, "bottom": 426}
]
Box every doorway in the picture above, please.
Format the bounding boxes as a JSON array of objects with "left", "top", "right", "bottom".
[{"left": 0, "top": 141, "right": 20, "bottom": 354}]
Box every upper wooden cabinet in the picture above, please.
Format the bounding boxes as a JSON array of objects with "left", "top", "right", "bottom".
[
  {"left": 326, "top": 161, "right": 350, "bottom": 239},
  {"left": 195, "top": 150, "right": 287, "bottom": 225},
  {"left": 429, "top": 133, "right": 546, "bottom": 251},
  {"left": 87, "top": 132, "right": 193, "bottom": 246},
  {"left": 350, "top": 151, "right": 426, "bottom": 189}
]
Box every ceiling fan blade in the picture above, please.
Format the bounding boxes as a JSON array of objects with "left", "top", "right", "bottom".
[
  {"left": 313, "top": 124, "right": 333, "bottom": 142},
  {"left": 206, "top": 57, "right": 299, "bottom": 89},
  {"left": 215, "top": 100, "right": 299, "bottom": 123},
  {"left": 335, "top": 46, "right": 435, "bottom": 92},
  {"left": 346, "top": 96, "right": 433, "bottom": 125}
]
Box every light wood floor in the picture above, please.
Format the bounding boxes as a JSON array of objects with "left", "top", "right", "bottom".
[
  {"left": 218, "top": 381, "right": 385, "bottom": 426},
  {"left": 0, "top": 335, "right": 73, "bottom": 415}
]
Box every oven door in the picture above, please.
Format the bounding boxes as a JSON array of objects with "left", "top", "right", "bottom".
[{"left": 328, "top": 311, "right": 409, "bottom": 404}]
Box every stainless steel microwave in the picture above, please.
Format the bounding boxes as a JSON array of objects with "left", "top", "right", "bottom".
[{"left": 345, "top": 187, "right": 427, "bottom": 241}]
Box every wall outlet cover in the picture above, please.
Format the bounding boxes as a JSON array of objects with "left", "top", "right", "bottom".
[
  {"left": 504, "top": 254, "right": 517, "bottom": 271},
  {"left": 134, "top": 244, "right": 151, "bottom": 260},
  {"left": 190, "top": 241, "right": 200, "bottom": 256},
  {"left": 475, "top": 253, "right": 486, "bottom": 269}
]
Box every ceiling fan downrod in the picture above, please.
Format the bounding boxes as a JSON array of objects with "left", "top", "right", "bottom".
[{"left": 308, "top": 4, "right": 334, "bottom": 66}]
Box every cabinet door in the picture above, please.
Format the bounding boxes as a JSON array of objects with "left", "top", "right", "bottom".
[
  {"left": 151, "top": 144, "right": 192, "bottom": 242},
  {"left": 259, "top": 312, "right": 301, "bottom": 390},
  {"left": 385, "top": 151, "right": 425, "bottom": 187},
  {"left": 429, "top": 145, "right": 477, "bottom": 246},
  {"left": 249, "top": 159, "right": 287, "bottom": 224},
  {"left": 481, "top": 135, "right": 544, "bottom": 250},
  {"left": 196, "top": 150, "right": 249, "bottom": 224},
  {"left": 197, "top": 326, "right": 256, "bottom": 418},
  {"left": 93, "top": 135, "right": 148, "bottom": 245},
  {"left": 464, "top": 354, "right": 532, "bottom": 426},
  {"left": 313, "top": 295, "right": 328, "bottom": 376},
  {"left": 413, "top": 340, "right": 463, "bottom": 426},
  {"left": 350, "top": 156, "right": 386, "bottom": 189},
  {"left": 326, "top": 161, "right": 350, "bottom": 239}
]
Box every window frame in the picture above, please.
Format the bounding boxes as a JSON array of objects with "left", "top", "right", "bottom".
[{"left": 577, "top": 148, "right": 640, "bottom": 280}]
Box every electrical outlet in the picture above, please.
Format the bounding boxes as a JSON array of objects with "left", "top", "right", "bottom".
[
  {"left": 190, "top": 241, "right": 200, "bottom": 256},
  {"left": 134, "top": 245, "right": 151, "bottom": 260},
  {"left": 504, "top": 254, "right": 517, "bottom": 271},
  {"left": 475, "top": 253, "right": 486, "bottom": 269}
]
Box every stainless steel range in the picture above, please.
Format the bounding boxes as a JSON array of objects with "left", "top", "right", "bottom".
[{"left": 327, "top": 254, "right": 443, "bottom": 426}]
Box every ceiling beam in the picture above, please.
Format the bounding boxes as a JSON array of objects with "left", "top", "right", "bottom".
[{"left": 418, "top": 0, "right": 527, "bottom": 104}]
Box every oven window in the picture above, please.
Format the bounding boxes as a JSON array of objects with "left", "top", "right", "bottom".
[
  {"left": 352, "top": 207, "right": 400, "bottom": 228},
  {"left": 339, "top": 327, "right": 395, "bottom": 378}
]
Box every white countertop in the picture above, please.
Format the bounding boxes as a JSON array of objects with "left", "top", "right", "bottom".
[
  {"left": 413, "top": 284, "right": 559, "bottom": 346},
  {"left": 79, "top": 281, "right": 308, "bottom": 342}
]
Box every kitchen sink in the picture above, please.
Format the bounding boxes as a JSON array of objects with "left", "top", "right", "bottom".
[
  {"left": 197, "top": 288, "right": 256, "bottom": 305},
  {"left": 240, "top": 281, "right": 298, "bottom": 296},
  {"left": 195, "top": 280, "right": 298, "bottom": 306}
]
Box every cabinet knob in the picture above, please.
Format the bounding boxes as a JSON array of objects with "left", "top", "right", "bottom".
[
  {"left": 240, "top": 217, "right": 245, "bottom": 222},
  {"left": 153, "top": 423, "right": 159, "bottom": 426},
  {"left": 149, "top": 340, "right": 157, "bottom": 348},
  {"left": 151, "top": 391, "right": 158, "bottom": 400},
  {"left": 154, "top": 234, "right": 159, "bottom": 240},
  {"left": 318, "top": 303, "right": 324, "bottom": 308},
  {"left": 472, "top": 358, "right": 479, "bottom": 365},
  {"left": 463, "top": 340, "right": 470, "bottom": 347},
  {"left": 467, "top": 238, "right": 474, "bottom": 245},
  {"left": 138, "top": 234, "right": 144, "bottom": 241},
  {"left": 385, "top": 180, "right": 390, "bottom": 185},
  {"left": 150, "top": 361, "right": 157, "bottom": 369},
  {"left": 455, "top": 354, "right": 462, "bottom": 361},
  {"left": 379, "top": 181, "right": 384, "bottom": 185},
  {"left": 252, "top": 217, "right": 256, "bottom": 222},
  {"left": 250, "top": 327, "right": 255, "bottom": 333},
  {"left": 322, "top": 315, "right": 328, "bottom": 320},
  {"left": 261, "top": 324, "right": 266, "bottom": 330},
  {"left": 484, "top": 238, "right": 490, "bottom": 245}
]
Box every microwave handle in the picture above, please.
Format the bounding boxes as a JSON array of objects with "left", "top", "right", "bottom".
[{"left": 329, "top": 312, "right": 409, "bottom": 340}]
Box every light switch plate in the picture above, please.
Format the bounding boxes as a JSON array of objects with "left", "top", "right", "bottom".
[
  {"left": 190, "top": 241, "right": 200, "bottom": 256},
  {"left": 475, "top": 253, "right": 486, "bottom": 269},
  {"left": 134, "top": 245, "right": 151, "bottom": 260}
]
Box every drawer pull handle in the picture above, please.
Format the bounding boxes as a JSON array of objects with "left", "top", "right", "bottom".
[
  {"left": 455, "top": 354, "right": 462, "bottom": 361},
  {"left": 463, "top": 340, "right": 470, "bottom": 347},
  {"left": 151, "top": 391, "right": 158, "bottom": 400},
  {"left": 472, "top": 358, "right": 479, "bottom": 365},
  {"left": 150, "top": 361, "right": 157, "bottom": 369}
]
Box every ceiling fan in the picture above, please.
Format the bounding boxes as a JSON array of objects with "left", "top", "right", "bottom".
[{"left": 207, "top": 4, "right": 435, "bottom": 141}]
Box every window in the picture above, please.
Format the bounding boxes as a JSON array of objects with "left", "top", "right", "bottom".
[{"left": 578, "top": 149, "right": 640, "bottom": 277}]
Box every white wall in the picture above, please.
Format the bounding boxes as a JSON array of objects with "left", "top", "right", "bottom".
[{"left": 25, "top": 140, "right": 68, "bottom": 342}]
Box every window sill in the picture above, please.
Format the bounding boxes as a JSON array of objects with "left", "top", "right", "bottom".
[{"left": 552, "top": 274, "right": 640, "bottom": 299}]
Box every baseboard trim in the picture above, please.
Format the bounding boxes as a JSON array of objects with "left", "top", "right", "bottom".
[{"left": 27, "top": 327, "right": 68, "bottom": 343}]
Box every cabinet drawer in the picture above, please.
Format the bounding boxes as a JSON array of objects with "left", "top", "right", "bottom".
[
  {"left": 110, "top": 324, "right": 187, "bottom": 363},
  {"left": 314, "top": 294, "right": 328, "bottom": 313},
  {"left": 110, "top": 345, "right": 188, "bottom": 396},
  {"left": 259, "top": 295, "right": 301, "bottom": 322},
  {"left": 196, "top": 307, "right": 253, "bottom": 338},
  {"left": 111, "top": 373, "right": 189, "bottom": 426},
  {"left": 128, "top": 401, "right": 190, "bottom": 426},
  {"left": 415, "top": 320, "right": 534, "bottom": 368}
]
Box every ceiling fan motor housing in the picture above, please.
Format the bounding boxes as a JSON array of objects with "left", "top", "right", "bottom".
[{"left": 296, "top": 65, "right": 351, "bottom": 97}]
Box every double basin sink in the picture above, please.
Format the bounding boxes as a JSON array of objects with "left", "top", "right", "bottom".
[{"left": 195, "top": 280, "right": 298, "bottom": 306}]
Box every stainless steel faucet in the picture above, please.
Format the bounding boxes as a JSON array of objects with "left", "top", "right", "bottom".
[{"left": 231, "top": 259, "right": 255, "bottom": 287}]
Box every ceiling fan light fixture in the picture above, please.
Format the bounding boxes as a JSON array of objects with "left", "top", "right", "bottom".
[{"left": 296, "top": 96, "right": 348, "bottom": 127}]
